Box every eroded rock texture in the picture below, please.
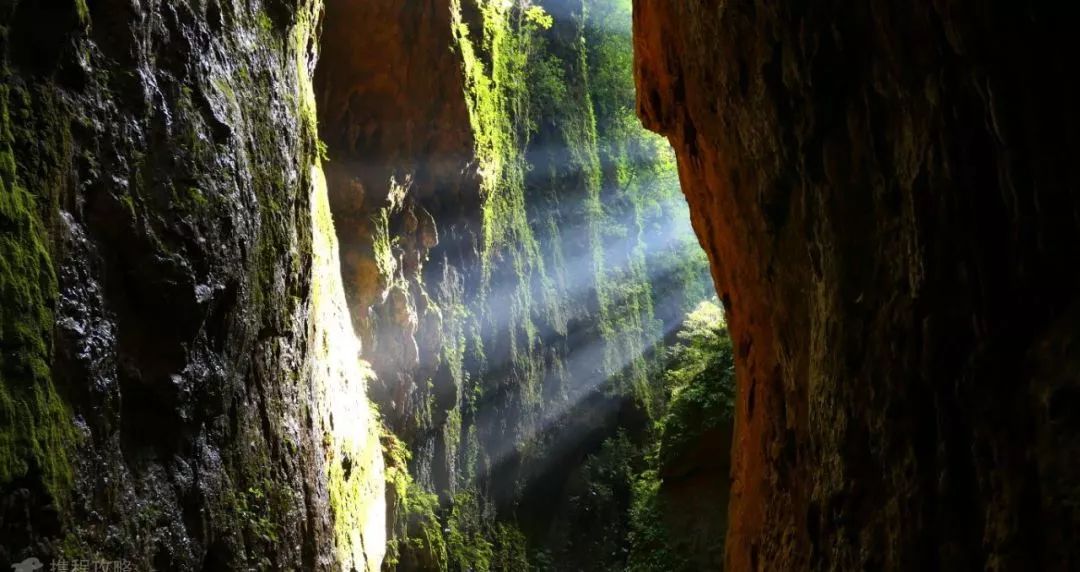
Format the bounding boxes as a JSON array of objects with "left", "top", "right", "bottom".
[
  {"left": 634, "top": 1, "right": 1080, "bottom": 570},
  {"left": 315, "top": 0, "right": 477, "bottom": 439},
  {"left": 0, "top": 1, "right": 383, "bottom": 569}
]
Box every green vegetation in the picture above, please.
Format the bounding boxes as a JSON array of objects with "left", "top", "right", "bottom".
[
  {"left": 523, "top": 0, "right": 710, "bottom": 411},
  {"left": 383, "top": 0, "right": 716, "bottom": 569},
  {"left": 626, "top": 299, "right": 734, "bottom": 570},
  {"left": 656, "top": 300, "right": 735, "bottom": 466},
  {"left": 544, "top": 300, "right": 734, "bottom": 570},
  {"left": 384, "top": 429, "right": 532, "bottom": 572},
  {"left": 0, "top": 68, "right": 76, "bottom": 508},
  {"left": 451, "top": 0, "right": 560, "bottom": 417},
  {"left": 625, "top": 468, "right": 688, "bottom": 572},
  {"left": 237, "top": 480, "right": 287, "bottom": 545},
  {"left": 450, "top": 0, "right": 701, "bottom": 421},
  {"left": 5, "top": 1, "right": 386, "bottom": 567},
  {"left": 384, "top": 429, "right": 449, "bottom": 570}
]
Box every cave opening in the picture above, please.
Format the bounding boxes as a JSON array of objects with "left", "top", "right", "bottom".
[{"left": 313, "top": 0, "right": 732, "bottom": 569}]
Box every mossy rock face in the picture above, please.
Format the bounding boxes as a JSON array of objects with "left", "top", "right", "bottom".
[
  {"left": 1, "top": 1, "right": 386, "bottom": 570},
  {"left": 2, "top": 0, "right": 714, "bottom": 569},
  {"left": 0, "top": 75, "right": 75, "bottom": 563},
  {"left": 314, "top": 0, "right": 712, "bottom": 570}
]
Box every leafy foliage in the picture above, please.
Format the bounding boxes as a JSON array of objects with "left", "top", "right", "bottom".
[
  {"left": 657, "top": 299, "right": 735, "bottom": 466},
  {"left": 625, "top": 469, "right": 691, "bottom": 572},
  {"left": 624, "top": 299, "right": 735, "bottom": 570}
]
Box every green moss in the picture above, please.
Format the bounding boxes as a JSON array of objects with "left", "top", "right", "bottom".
[
  {"left": 310, "top": 160, "right": 386, "bottom": 570},
  {"left": 74, "top": 0, "right": 90, "bottom": 27},
  {"left": 235, "top": 3, "right": 321, "bottom": 324},
  {"left": 236, "top": 479, "right": 287, "bottom": 544},
  {"left": 383, "top": 428, "right": 447, "bottom": 569},
  {"left": 170, "top": 185, "right": 212, "bottom": 212},
  {"left": 451, "top": 0, "right": 557, "bottom": 359},
  {"left": 440, "top": 277, "right": 468, "bottom": 395},
  {"left": 242, "top": 0, "right": 323, "bottom": 325},
  {"left": 257, "top": 12, "right": 274, "bottom": 37},
  {"left": 372, "top": 208, "right": 398, "bottom": 286},
  {"left": 444, "top": 407, "right": 462, "bottom": 462},
  {"left": 210, "top": 76, "right": 236, "bottom": 105},
  {"left": 0, "top": 76, "right": 75, "bottom": 508}
]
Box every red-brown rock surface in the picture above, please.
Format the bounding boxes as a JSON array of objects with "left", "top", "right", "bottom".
[
  {"left": 633, "top": 1, "right": 1080, "bottom": 569},
  {"left": 316, "top": 0, "right": 478, "bottom": 423}
]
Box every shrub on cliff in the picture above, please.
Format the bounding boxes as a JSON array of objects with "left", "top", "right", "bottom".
[{"left": 657, "top": 299, "right": 735, "bottom": 468}]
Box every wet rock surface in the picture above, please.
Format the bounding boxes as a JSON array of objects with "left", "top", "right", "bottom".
[
  {"left": 633, "top": 0, "right": 1080, "bottom": 569},
  {"left": 1, "top": 1, "right": 382, "bottom": 569}
]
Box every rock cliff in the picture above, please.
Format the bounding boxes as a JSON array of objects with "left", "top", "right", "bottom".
[
  {"left": 0, "top": 1, "right": 383, "bottom": 569},
  {"left": 633, "top": 0, "right": 1080, "bottom": 569},
  {"left": 315, "top": 0, "right": 713, "bottom": 568}
]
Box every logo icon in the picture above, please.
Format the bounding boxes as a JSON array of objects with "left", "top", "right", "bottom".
[{"left": 10, "top": 558, "right": 43, "bottom": 572}]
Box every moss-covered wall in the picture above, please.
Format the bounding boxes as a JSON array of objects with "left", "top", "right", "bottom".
[
  {"left": 1, "top": 0, "right": 384, "bottom": 569},
  {"left": 316, "top": 0, "right": 712, "bottom": 569},
  {"left": 309, "top": 165, "right": 386, "bottom": 571},
  {"left": 0, "top": 48, "right": 76, "bottom": 521}
]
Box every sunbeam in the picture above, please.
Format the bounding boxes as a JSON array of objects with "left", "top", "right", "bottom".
[{"left": 317, "top": 0, "right": 719, "bottom": 569}]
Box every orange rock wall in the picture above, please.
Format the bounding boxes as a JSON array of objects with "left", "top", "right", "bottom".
[
  {"left": 315, "top": 0, "right": 479, "bottom": 423},
  {"left": 633, "top": 1, "right": 1080, "bottom": 569}
]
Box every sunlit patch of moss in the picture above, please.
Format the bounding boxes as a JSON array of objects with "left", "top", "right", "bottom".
[
  {"left": 383, "top": 428, "right": 449, "bottom": 570},
  {"left": 450, "top": 0, "right": 559, "bottom": 362},
  {"left": 309, "top": 165, "right": 386, "bottom": 571},
  {"left": 290, "top": 1, "right": 323, "bottom": 143},
  {"left": 257, "top": 12, "right": 274, "bottom": 37},
  {"left": 372, "top": 208, "right": 398, "bottom": 287}
]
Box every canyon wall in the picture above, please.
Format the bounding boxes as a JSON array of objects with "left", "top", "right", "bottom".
[
  {"left": 634, "top": 0, "right": 1080, "bottom": 570},
  {"left": 316, "top": 0, "right": 713, "bottom": 568},
  {"left": 0, "top": 1, "right": 383, "bottom": 569}
]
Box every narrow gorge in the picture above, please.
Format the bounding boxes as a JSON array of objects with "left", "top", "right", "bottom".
[{"left": 2, "top": 0, "right": 1077, "bottom": 571}]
